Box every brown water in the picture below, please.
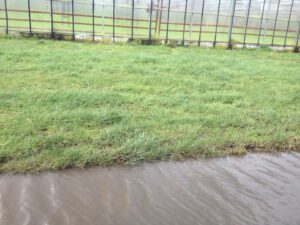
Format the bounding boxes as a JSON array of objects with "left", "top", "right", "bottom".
[{"left": 0, "top": 153, "right": 300, "bottom": 225}]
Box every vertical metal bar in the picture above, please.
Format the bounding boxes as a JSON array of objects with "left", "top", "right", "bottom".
[
  {"left": 50, "top": 0, "right": 54, "bottom": 39},
  {"left": 228, "top": 0, "right": 236, "bottom": 49},
  {"left": 101, "top": 0, "right": 104, "bottom": 34},
  {"left": 198, "top": 0, "right": 205, "bottom": 46},
  {"left": 296, "top": 22, "right": 300, "bottom": 50},
  {"left": 27, "top": 0, "right": 32, "bottom": 35},
  {"left": 131, "top": 0, "right": 134, "bottom": 39},
  {"left": 257, "top": 0, "right": 267, "bottom": 46},
  {"left": 149, "top": 0, "right": 153, "bottom": 41},
  {"left": 156, "top": 0, "right": 164, "bottom": 38},
  {"left": 92, "top": 0, "right": 95, "bottom": 41},
  {"left": 283, "top": 0, "right": 294, "bottom": 47},
  {"left": 271, "top": 0, "right": 281, "bottom": 46},
  {"left": 165, "top": 0, "right": 171, "bottom": 43},
  {"left": 4, "top": 0, "right": 8, "bottom": 34},
  {"left": 243, "top": 0, "right": 252, "bottom": 47},
  {"left": 182, "top": 0, "right": 188, "bottom": 45},
  {"left": 113, "top": 0, "right": 116, "bottom": 42},
  {"left": 262, "top": 0, "right": 272, "bottom": 43},
  {"left": 72, "top": 0, "right": 75, "bottom": 40},
  {"left": 155, "top": 0, "right": 160, "bottom": 36},
  {"left": 189, "top": 0, "right": 195, "bottom": 40},
  {"left": 213, "top": 0, "right": 221, "bottom": 47}
]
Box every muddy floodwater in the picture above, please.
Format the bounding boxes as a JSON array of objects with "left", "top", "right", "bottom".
[{"left": 0, "top": 153, "right": 300, "bottom": 225}]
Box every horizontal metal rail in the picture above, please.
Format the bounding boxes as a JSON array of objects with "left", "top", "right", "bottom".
[{"left": 0, "top": 14, "right": 297, "bottom": 36}]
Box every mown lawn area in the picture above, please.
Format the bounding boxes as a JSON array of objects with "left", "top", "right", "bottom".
[{"left": 0, "top": 35, "right": 299, "bottom": 173}]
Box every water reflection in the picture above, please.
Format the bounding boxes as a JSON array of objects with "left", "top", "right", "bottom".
[{"left": 0, "top": 153, "right": 300, "bottom": 225}]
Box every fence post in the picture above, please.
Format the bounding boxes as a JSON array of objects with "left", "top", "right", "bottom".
[
  {"left": 4, "top": 0, "right": 8, "bottom": 34},
  {"left": 50, "top": 0, "right": 54, "bottom": 39},
  {"left": 284, "top": 0, "right": 294, "bottom": 47},
  {"left": 92, "top": 0, "right": 95, "bottom": 41},
  {"left": 243, "top": 0, "right": 252, "bottom": 47},
  {"left": 148, "top": 0, "right": 153, "bottom": 41},
  {"left": 213, "top": 0, "right": 221, "bottom": 47},
  {"left": 165, "top": 0, "right": 171, "bottom": 43},
  {"left": 198, "top": 0, "right": 205, "bottom": 46},
  {"left": 113, "top": 0, "right": 115, "bottom": 42},
  {"left": 131, "top": 0, "right": 134, "bottom": 39},
  {"left": 101, "top": 0, "right": 104, "bottom": 34},
  {"left": 271, "top": 0, "right": 281, "bottom": 46},
  {"left": 155, "top": 0, "right": 159, "bottom": 36},
  {"left": 156, "top": 0, "right": 164, "bottom": 38},
  {"left": 71, "top": 0, "right": 75, "bottom": 40},
  {"left": 227, "top": 0, "right": 236, "bottom": 49},
  {"left": 155, "top": 0, "right": 163, "bottom": 37},
  {"left": 182, "top": 0, "right": 188, "bottom": 45},
  {"left": 257, "top": 0, "right": 267, "bottom": 46},
  {"left": 294, "top": 21, "right": 300, "bottom": 53},
  {"left": 27, "top": 0, "right": 32, "bottom": 35},
  {"left": 189, "top": 0, "right": 195, "bottom": 40},
  {"left": 262, "top": 0, "right": 272, "bottom": 43}
]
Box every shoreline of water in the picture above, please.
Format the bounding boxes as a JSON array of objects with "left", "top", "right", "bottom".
[{"left": 1, "top": 152, "right": 300, "bottom": 225}]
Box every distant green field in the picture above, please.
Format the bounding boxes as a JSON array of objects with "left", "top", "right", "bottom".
[{"left": 0, "top": 36, "right": 299, "bottom": 173}]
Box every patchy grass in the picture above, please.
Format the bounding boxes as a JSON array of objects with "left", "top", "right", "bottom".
[{"left": 0, "top": 35, "right": 299, "bottom": 173}]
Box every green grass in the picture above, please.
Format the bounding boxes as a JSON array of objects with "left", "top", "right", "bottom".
[{"left": 0, "top": 35, "right": 300, "bottom": 173}]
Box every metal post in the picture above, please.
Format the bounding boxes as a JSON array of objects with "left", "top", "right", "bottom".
[
  {"left": 92, "top": 0, "right": 95, "bottom": 41},
  {"left": 155, "top": 0, "right": 163, "bottom": 37},
  {"left": 189, "top": 0, "right": 196, "bottom": 40},
  {"left": 297, "top": 22, "right": 300, "bottom": 47},
  {"left": 131, "top": 0, "right": 135, "bottom": 39},
  {"left": 228, "top": 0, "right": 236, "bottom": 49},
  {"left": 71, "top": 0, "right": 75, "bottom": 40},
  {"left": 113, "top": 0, "right": 115, "bottom": 42},
  {"left": 27, "top": 0, "right": 32, "bottom": 35},
  {"left": 271, "top": 0, "right": 281, "bottom": 46},
  {"left": 262, "top": 0, "right": 272, "bottom": 44},
  {"left": 294, "top": 22, "right": 300, "bottom": 52},
  {"left": 101, "top": 0, "right": 104, "bottom": 34},
  {"left": 155, "top": 0, "right": 160, "bottom": 35},
  {"left": 165, "top": 0, "right": 171, "bottom": 43},
  {"left": 50, "top": 0, "right": 54, "bottom": 39},
  {"left": 257, "top": 0, "right": 267, "bottom": 46},
  {"left": 182, "top": 0, "right": 188, "bottom": 45},
  {"left": 4, "top": 0, "right": 8, "bottom": 34},
  {"left": 243, "top": 0, "right": 252, "bottom": 47},
  {"left": 213, "top": 0, "right": 221, "bottom": 47},
  {"left": 156, "top": 0, "right": 164, "bottom": 38},
  {"left": 149, "top": 0, "right": 153, "bottom": 41},
  {"left": 198, "top": 0, "right": 205, "bottom": 46},
  {"left": 283, "top": 0, "right": 294, "bottom": 47}
]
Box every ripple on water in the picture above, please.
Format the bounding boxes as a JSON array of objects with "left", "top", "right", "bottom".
[{"left": 0, "top": 153, "right": 300, "bottom": 225}]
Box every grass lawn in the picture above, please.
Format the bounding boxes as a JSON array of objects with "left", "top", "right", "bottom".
[{"left": 0, "top": 35, "right": 300, "bottom": 173}]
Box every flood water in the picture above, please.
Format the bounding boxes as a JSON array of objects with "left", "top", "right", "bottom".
[{"left": 0, "top": 153, "right": 300, "bottom": 225}]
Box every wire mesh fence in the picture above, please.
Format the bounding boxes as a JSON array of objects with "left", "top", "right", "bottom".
[{"left": 0, "top": 0, "right": 299, "bottom": 48}]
